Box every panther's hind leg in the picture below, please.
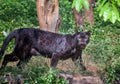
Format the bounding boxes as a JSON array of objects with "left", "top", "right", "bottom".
[
  {"left": 17, "top": 53, "right": 32, "bottom": 69},
  {"left": 0, "top": 53, "right": 19, "bottom": 69}
]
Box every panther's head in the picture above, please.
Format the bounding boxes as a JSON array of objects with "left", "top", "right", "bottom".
[{"left": 76, "top": 31, "right": 91, "bottom": 49}]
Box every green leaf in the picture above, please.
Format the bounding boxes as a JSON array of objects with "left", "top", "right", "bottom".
[
  {"left": 103, "top": 3, "right": 111, "bottom": 21},
  {"left": 98, "top": 1, "right": 120, "bottom": 23},
  {"left": 83, "top": 0, "right": 89, "bottom": 10},
  {"left": 103, "top": 8, "right": 111, "bottom": 21},
  {"left": 72, "top": 0, "right": 89, "bottom": 12},
  {"left": 99, "top": 2, "right": 109, "bottom": 17},
  {"left": 112, "top": 4, "right": 120, "bottom": 21},
  {"left": 107, "top": 4, "right": 120, "bottom": 23},
  {"left": 110, "top": 11, "right": 117, "bottom": 23},
  {"left": 116, "top": 0, "right": 120, "bottom": 6},
  {"left": 75, "top": 0, "right": 83, "bottom": 12},
  {"left": 97, "top": 0, "right": 107, "bottom": 11},
  {"left": 118, "top": 18, "right": 120, "bottom": 21},
  {"left": 99, "top": 9, "right": 104, "bottom": 17},
  {"left": 72, "top": 0, "right": 76, "bottom": 8}
]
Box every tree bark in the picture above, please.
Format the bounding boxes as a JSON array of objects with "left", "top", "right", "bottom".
[
  {"left": 73, "top": 8, "right": 84, "bottom": 32},
  {"left": 36, "top": 0, "right": 60, "bottom": 33},
  {"left": 84, "top": 0, "right": 94, "bottom": 25},
  {"left": 72, "top": 0, "right": 94, "bottom": 32}
]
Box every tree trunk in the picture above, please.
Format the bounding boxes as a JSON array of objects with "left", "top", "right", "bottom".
[
  {"left": 84, "top": 0, "right": 94, "bottom": 25},
  {"left": 72, "top": 0, "right": 94, "bottom": 32},
  {"left": 73, "top": 8, "right": 84, "bottom": 32},
  {"left": 36, "top": 0, "right": 61, "bottom": 33}
]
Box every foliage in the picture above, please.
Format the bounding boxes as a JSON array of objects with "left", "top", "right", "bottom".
[
  {"left": 61, "top": 1, "right": 120, "bottom": 82},
  {"left": 97, "top": 0, "right": 120, "bottom": 23},
  {"left": 59, "top": 0, "right": 76, "bottom": 33},
  {"left": 32, "top": 68, "right": 68, "bottom": 84},
  {"left": 0, "top": 0, "right": 120, "bottom": 83},
  {"left": 0, "top": 0, "right": 38, "bottom": 48},
  {"left": 72, "top": 0, "right": 89, "bottom": 11},
  {"left": 0, "top": 65, "right": 68, "bottom": 84},
  {"left": 72, "top": 0, "right": 120, "bottom": 23},
  {"left": 84, "top": 10, "right": 120, "bottom": 83},
  {"left": 104, "top": 59, "right": 120, "bottom": 84},
  {"left": 0, "top": 0, "right": 38, "bottom": 29},
  {"left": 0, "top": 1, "right": 68, "bottom": 83}
]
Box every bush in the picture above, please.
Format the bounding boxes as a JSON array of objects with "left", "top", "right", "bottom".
[
  {"left": 0, "top": 66, "right": 68, "bottom": 84},
  {"left": 84, "top": 11, "right": 120, "bottom": 83},
  {"left": 0, "top": 0, "right": 38, "bottom": 48},
  {"left": 0, "top": 0, "right": 38, "bottom": 29},
  {"left": 105, "top": 59, "right": 120, "bottom": 84},
  {"left": 32, "top": 68, "right": 68, "bottom": 84},
  {"left": 59, "top": 0, "right": 76, "bottom": 33}
]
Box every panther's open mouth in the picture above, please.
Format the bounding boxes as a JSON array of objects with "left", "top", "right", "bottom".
[{"left": 80, "top": 45, "right": 86, "bottom": 49}]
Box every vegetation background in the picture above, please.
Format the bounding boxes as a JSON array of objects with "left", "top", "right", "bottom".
[{"left": 0, "top": 0, "right": 120, "bottom": 84}]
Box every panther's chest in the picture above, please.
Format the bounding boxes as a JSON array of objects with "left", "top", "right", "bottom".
[
  {"left": 60, "top": 48, "right": 77, "bottom": 60},
  {"left": 70, "top": 48, "right": 76, "bottom": 54}
]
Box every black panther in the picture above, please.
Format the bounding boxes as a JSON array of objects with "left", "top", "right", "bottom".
[{"left": 0, "top": 28, "right": 90, "bottom": 70}]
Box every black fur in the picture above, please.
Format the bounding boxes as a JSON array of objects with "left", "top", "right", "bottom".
[{"left": 0, "top": 28, "right": 90, "bottom": 70}]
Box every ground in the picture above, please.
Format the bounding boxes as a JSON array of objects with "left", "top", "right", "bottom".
[
  {"left": 0, "top": 54, "right": 103, "bottom": 84},
  {"left": 57, "top": 54, "right": 103, "bottom": 84}
]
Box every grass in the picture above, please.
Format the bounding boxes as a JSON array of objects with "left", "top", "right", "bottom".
[
  {"left": 0, "top": 24, "right": 120, "bottom": 83},
  {"left": 0, "top": 53, "right": 98, "bottom": 83},
  {"left": 0, "top": 0, "right": 120, "bottom": 83}
]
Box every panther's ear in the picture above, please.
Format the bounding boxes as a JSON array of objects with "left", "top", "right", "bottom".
[{"left": 86, "top": 30, "right": 91, "bottom": 36}]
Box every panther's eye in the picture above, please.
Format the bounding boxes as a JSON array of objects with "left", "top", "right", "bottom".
[{"left": 80, "top": 35, "right": 85, "bottom": 38}]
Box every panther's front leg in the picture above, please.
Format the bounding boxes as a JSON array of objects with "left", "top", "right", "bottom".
[
  {"left": 72, "top": 50, "right": 86, "bottom": 71},
  {"left": 50, "top": 53, "right": 60, "bottom": 67}
]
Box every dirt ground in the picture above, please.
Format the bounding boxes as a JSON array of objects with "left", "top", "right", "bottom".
[
  {"left": 1, "top": 54, "right": 103, "bottom": 84},
  {"left": 57, "top": 55, "right": 103, "bottom": 84},
  {"left": 57, "top": 59, "right": 103, "bottom": 84}
]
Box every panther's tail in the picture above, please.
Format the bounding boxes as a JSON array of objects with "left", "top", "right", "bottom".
[{"left": 0, "top": 30, "right": 17, "bottom": 60}]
